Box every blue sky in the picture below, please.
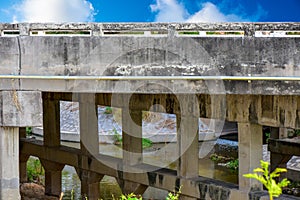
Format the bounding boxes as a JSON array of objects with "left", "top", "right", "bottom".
[{"left": 0, "top": 0, "right": 299, "bottom": 23}]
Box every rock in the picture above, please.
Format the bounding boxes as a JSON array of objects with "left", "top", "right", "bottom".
[{"left": 20, "top": 183, "right": 59, "bottom": 200}]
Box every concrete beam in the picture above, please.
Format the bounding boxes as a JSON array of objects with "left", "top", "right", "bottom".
[{"left": 0, "top": 91, "right": 42, "bottom": 127}]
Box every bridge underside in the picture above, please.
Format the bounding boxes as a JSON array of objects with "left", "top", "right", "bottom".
[{"left": 2, "top": 91, "right": 298, "bottom": 199}]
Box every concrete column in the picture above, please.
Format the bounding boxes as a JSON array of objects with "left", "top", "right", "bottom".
[
  {"left": 122, "top": 108, "right": 143, "bottom": 166},
  {"left": 76, "top": 169, "right": 103, "bottom": 200},
  {"left": 120, "top": 106, "right": 143, "bottom": 194},
  {"left": 176, "top": 115, "right": 199, "bottom": 178},
  {"left": 78, "top": 94, "right": 101, "bottom": 199},
  {"left": 40, "top": 160, "right": 64, "bottom": 197},
  {"left": 0, "top": 127, "right": 20, "bottom": 200},
  {"left": 43, "top": 94, "right": 60, "bottom": 146},
  {"left": 79, "top": 94, "right": 99, "bottom": 156},
  {"left": 42, "top": 93, "right": 63, "bottom": 197},
  {"left": 238, "top": 123, "right": 263, "bottom": 191},
  {"left": 19, "top": 128, "right": 29, "bottom": 183},
  {"left": 19, "top": 154, "right": 29, "bottom": 183},
  {"left": 176, "top": 94, "right": 199, "bottom": 178}
]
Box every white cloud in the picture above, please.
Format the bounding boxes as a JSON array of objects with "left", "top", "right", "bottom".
[
  {"left": 187, "top": 2, "right": 244, "bottom": 22},
  {"left": 187, "top": 2, "right": 227, "bottom": 22},
  {"left": 150, "top": 0, "right": 265, "bottom": 22},
  {"left": 13, "top": 0, "right": 95, "bottom": 23},
  {"left": 150, "top": 0, "right": 188, "bottom": 22}
]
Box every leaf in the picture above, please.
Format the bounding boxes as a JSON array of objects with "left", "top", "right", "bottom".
[{"left": 253, "top": 168, "right": 264, "bottom": 173}]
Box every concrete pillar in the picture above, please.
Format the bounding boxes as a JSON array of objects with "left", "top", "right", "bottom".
[
  {"left": 19, "top": 128, "right": 29, "bottom": 183},
  {"left": 42, "top": 93, "right": 63, "bottom": 197},
  {"left": 0, "top": 91, "right": 42, "bottom": 199},
  {"left": 0, "top": 127, "right": 20, "bottom": 200},
  {"left": 40, "top": 160, "right": 64, "bottom": 197},
  {"left": 79, "top": 94, "right": 99, "bottom": 156},
  {"left": 78, "top": 94, "right": 101, "bottom": 199},
  {"left": 120, "top": 107, "right": 143, "bottom": 193},
  {"left": 122, "top": 108, "right": 143, "bottom": 166},
  {"left": 19, "top": 154, "right": 29, "bottom": 183},
  {"left": 76, "top": 169, "right": 103, "bottom": 200},
  {"left": 43, "top": 94, "right": 60, "bottom": 146},
  {"left": 238, "top": 123, "right": 263, "bottom": 191},
  {"left": 176, "top": 95, "right": 199, "bottom": 178}
]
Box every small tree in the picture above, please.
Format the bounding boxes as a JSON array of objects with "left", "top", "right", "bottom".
[{"left": 243, "top": 160, "right": 290, "bottom": 200}]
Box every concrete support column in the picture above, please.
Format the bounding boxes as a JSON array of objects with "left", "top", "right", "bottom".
[
  {"left": 79, "top": 94, "right": 101, "bottom": 199},
  {"left": 120, "top": 107, "right": 144, "bottom": 194},
  {"left": 76, "top": 169, "right": 103, "bottom": 200},
  {"left": 19, "top": 154, "right": 29, "bottom": 183},
  {"left": 79, "top": 94, "right": 99, "bottom": 156},
  {"left": 176, "top": 115, "right": 199, "bottom": 178},
  {"left": 176, "top": 95, "right": 199, "bottom": 178},
  {"left": 238, "top": 123, "right": 263, "bottom": 191},
  {"left": 0, "top": 127, "right": 20, "bottom": 200},
  {"left": 40, "top": 160, "right": 64, "bottom": 197},
  {"left": 122, "top": 108, "right": 143, "bottom": 166},
  {"left": 42, "top": 93, "right": 62, "bottom": 197},
  {"left": 19, "top": 128, "right": 29, "bottom": 183}
]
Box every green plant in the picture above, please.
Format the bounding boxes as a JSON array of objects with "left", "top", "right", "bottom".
[
  {"left": 243, "top": 160, "right": 290, "bottom": 200},
  {"left": 120, "top": 193, "right": 142, "bottom": 200},
  {"left": 265, "top": 132, "right": 271, "bottom": 143},
  {"left": 142, "top": 138, "right": 153, "bottom": 149},
  {"left": 112, "top": 128, "right": 153, "bottom": 149},
  {"left": 112, "top": 128, "right": 122, "bottom": 145},
  {"left": 295, "top": 129, "right": 300, "bottom": 137},
  {"left": 27, "top": 157, "right": 44, "bottom": 183},
  {"left": 166, "top": 186, "right": 181, "bottom": 200},
  {"left": 26, "top": 127, "right": 32, "bottom": 136},
  {"left": 104, "top": 107, "right": 113, "bottom": 114},
  {"left": 226, "top": 159, "right": 239, "bottom": 172}
]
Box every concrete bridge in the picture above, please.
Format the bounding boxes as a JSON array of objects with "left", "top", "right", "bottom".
[{"left": 1, "top": 22, "right": 300, "bottom": 199}]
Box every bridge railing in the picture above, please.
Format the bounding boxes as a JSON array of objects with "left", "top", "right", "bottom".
[{"left": 0, "top": 22, "right": 299, "bottom": 37}]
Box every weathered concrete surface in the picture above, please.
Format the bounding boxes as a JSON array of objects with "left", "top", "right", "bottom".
[
  {"left": 0, "top": 127, "right": 20, "bottom": 200},
  {"left": 0, "top": 91, "right": 42, "bottom": 127},
  {"left": 0, "top": 23, "right": 299, "bottom": 94}
]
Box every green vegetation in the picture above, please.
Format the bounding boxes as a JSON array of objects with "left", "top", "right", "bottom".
[
  {"left": 210, "top": 154, "right": 238, "bottom": 172},
  {"left": 104, "top": 107, "right": 113, "bottom": 114},
  {"left": 243, "top": 160, "right": 290, "bottom": 200},
  {"left": 178, "top": 31, "right": 199, "bottom": 35},
  {"left": 287, "top": 32, "right": 300, "bottom": 35},
  {"left": 112, "top": 128, "right": 153, "bottom": 149},
  {"left": 112, "top": 186, "right": 181, "bottom": 200},
  {"left": 27, "top": 157, "right": 44, "bottom": 184},
  {"left": 26, "top": 127, "right": 32, "bottom": 136},
  {"left": 226, "top": 159, "right": 239, "bottom": 172},
  {"left": 265, "top": 132, "right": 270, "bottom": 143},
  {"left": 3, "top": 31, "right": 20, "bottom": 35}
]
